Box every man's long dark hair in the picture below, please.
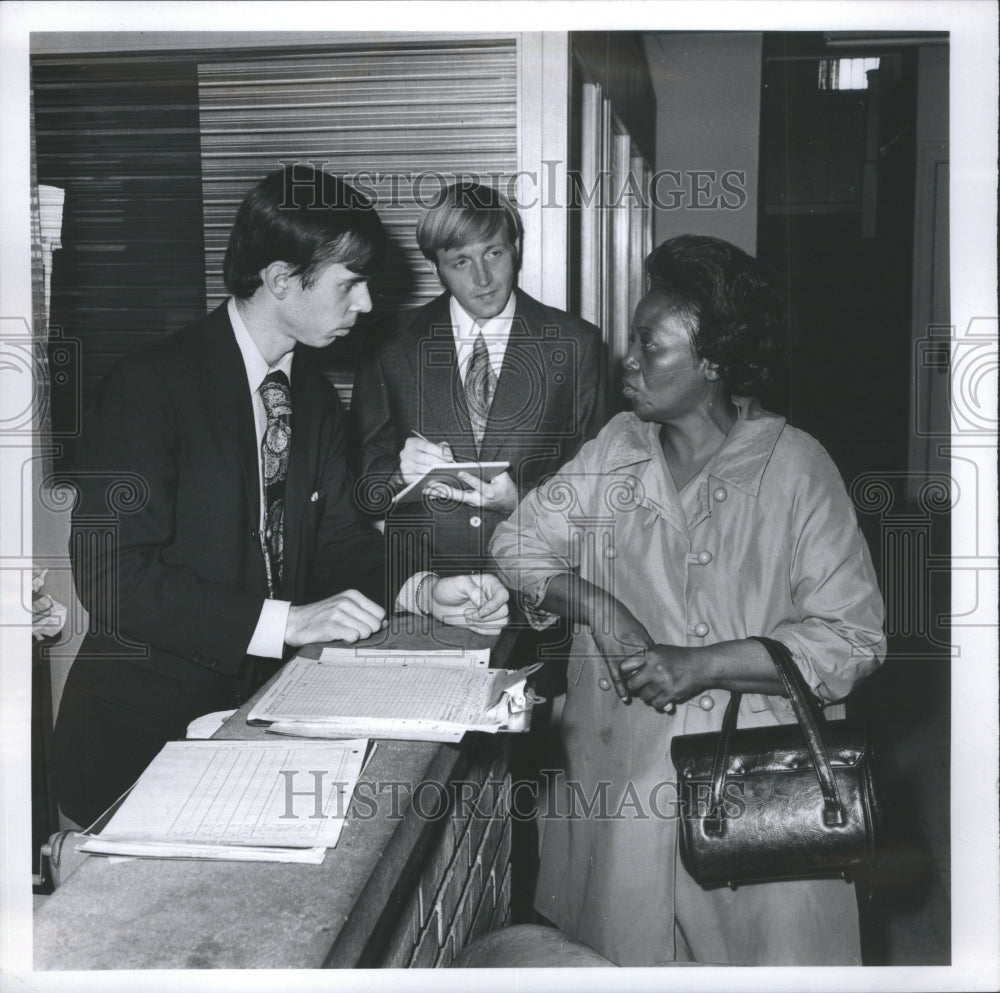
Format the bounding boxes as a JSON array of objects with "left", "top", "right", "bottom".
[{"left": 224, "top": 164, "right": 387, "bottom": 298}]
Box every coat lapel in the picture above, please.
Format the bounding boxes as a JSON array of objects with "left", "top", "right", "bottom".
[
  {"left": 411, "top": 295, "right": 478, "bottom": 459},
  {"left": 281, "top": 352, "right": 328, "bottom": 601},
  {"left": 604, "top": 416, "right": 689, "bottom": 537},
  {"left": 479, "top": 290, "right": 543, "bottom": 464},
  {"left": 200, "top": 306, "right": 260, "bottom": 527}
]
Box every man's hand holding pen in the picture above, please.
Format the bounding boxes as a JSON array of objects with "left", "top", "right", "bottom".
[
  {"left": 399, "top": 432, "right": 453, "bottom": 483},
  {"left": 401, "top": 430, "right": 518, "bottom": 513},
  {"left": 418, "top": 573, "right": 510, "bottom": 636}
]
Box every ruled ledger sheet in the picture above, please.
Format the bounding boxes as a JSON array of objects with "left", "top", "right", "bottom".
[
  {"left": 79, "top": 739, "right": 368, "bottom": 862},
  {"left": 246, "top": 648, "right": 535, "bottom": 741}
]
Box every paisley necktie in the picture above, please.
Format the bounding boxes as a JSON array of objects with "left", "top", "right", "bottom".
[{"left": 259, "top": 370, "right": 292, "bottom": 597}]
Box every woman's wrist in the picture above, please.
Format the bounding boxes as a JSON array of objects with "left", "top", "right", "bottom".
[{"left": 696, "top": 638, "right": 784, "bottom": 695}]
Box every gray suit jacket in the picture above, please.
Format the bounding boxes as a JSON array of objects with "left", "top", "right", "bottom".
[{"left": 351, "top": 288, "right": 609, "bottom": 576}]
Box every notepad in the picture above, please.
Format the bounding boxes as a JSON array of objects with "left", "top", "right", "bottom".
[
  {"left": 392, "top": 461, "right": 509, "bottom": 504},
  {"left": 79, "top": 739, "right": 368, "bottom": 862},
  {"left": 247, "top": 650, "right": 540, "bottom": 742}
]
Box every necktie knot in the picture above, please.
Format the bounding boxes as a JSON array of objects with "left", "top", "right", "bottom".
[{"left": 260, "top": 370, "right": 291, "bottom": 420}]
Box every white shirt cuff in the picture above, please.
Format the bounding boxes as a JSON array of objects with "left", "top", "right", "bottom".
[
  {"left": 396, "top": 571, "right": 436, "bottom": 615},
  {"left": 248, "top": 598, "right": 291, "bottom": 658}
]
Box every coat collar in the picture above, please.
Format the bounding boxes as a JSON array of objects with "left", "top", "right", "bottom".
[
  {"left": 604, "top": 397, "right": 787, "bottom": 498},
  {"left": 408, "top": 287, "right": 548, "bottom": 336}
]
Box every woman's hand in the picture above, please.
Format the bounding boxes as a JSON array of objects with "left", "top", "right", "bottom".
[
  {"left": 618, "top": 639, "right": 785, "bottom": 713},
  {"left": 588, "top": 601, "right": 654, "bottom": 703},
  {"left": 619, "top": 646, "right": 705, "bottom": 713},
  {"left": 534, "top": 573, "right": 653, "bottom": 704}
]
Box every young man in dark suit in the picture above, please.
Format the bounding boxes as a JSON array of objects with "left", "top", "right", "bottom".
[
  {"left": 53, "top": 167, "right": 508, "bottom": 827},
  {"left": 351, "top": 182, "right": 609, "bottom": 580}
]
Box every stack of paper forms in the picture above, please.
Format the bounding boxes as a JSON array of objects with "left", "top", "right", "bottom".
[
  {"left": 248, "top": 647, "right": 538, "bottom": 743},
  {"left": 80, "top": 738, "right": 368, "bottom": 864}
]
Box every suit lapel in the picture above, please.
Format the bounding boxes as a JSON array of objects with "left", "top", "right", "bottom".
[
  {"left": 411, "top": 295, "right": 478, "bottom": 458},
  {"left": 200, "top": 306, "right": 260, "bottom": 526},
  {"left": 282, "top": 353, "right": 322, "bottom": 598},
  {"left": 479, "top": 290, "right": 543, "bottom": 463}
]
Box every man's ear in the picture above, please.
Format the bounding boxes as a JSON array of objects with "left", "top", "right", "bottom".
[
  {"left": 702, "top": 360, "right": 721, "bottom": 381},
  {"left": 425, "top": 256, "right": 442, "bottom": 282},
  {"left": 261, "top": 261, "right": 295, "bottom": 299}
]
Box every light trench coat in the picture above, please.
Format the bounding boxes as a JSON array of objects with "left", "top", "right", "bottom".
[{"left": 490, "top": 400, "right": 886, "bottom": 966}]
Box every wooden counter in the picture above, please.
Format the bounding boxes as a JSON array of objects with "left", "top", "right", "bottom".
[{"left": 33, "top": 621, "right": 520, "bottom": 969}]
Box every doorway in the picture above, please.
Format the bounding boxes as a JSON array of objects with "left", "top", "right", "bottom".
[{"left": 757, "top": 31, "right": 951, "bottom": 966}]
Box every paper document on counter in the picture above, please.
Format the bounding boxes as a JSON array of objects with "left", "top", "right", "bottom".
[
  {"left": 247, "top": 651, "right": 540, "bottom": 741},
  {"left": 80, "top": 738, "right": 368, "bottom": 862},
  {"left": 327, "top": 645, "right": 491, "bottom": 667}
]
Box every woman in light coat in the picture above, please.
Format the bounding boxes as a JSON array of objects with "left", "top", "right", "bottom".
[{"left": 489, "top": 235, "right": 885, "bottom": 966}]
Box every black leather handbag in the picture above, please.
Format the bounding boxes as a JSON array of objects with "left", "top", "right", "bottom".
[{"left": 670, "top": 636, "right": 880, "bottom": 890}]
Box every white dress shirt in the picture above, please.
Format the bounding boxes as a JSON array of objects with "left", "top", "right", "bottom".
[
  {"left": 449, "top": 291, "right": 516, "bottom": 385},
  {"left": 229, "top": 298, "right": 295, "bottom": 658},
  {"left": 228, "top": 299, "right": 427, "bottom": 659}
]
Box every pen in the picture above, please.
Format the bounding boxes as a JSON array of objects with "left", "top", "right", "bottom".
[{"left": 411, "top": 429, "right": 453, "bottom": 460}]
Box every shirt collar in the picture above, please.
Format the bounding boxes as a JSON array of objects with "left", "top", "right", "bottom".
[
  {"left": 448, "top": 290, "right": 517, "bottom": 341},
  {"left": 605, "top": 397, "right": 787, "bottom": 497},
  {"left": 228, "top": 297, "right": 294, "bottom": 393}
]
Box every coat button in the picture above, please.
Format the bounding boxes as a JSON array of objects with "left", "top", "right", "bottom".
[
  {"left": 469, "top": 515, "right": 482, "bottom": 528},
  {"left": 693, "top": 622, "right": 710, "bottom": 637},
  {"left": 598, "top": 677, "right": 612, "bottom": 691},
  {"left": 605, "top": 545, "right": 617, "bottom": 558},
  {"left": 699, "top": 694, "right": 715, "bottom": 711},
  {"left": 713, "top": 487, "right": 727, "bottom": 502},
  {"left": 696, "top": 550, "right": 713, "bottom": 565}
]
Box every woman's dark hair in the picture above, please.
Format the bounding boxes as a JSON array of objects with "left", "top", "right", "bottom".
[
  {"left": 223, "top": 165, "right": 387, "bottom": 298},
  {"left": 643, "top": 235, "right": 788, "bottom": 397}
]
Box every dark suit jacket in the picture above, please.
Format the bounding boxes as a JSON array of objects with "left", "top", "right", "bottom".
[
  {"left": 351, "top": 288, "right": 609, "bottom": 578},
  {"left": 53, "top": 303, "right": 388, "bottom": 825}
]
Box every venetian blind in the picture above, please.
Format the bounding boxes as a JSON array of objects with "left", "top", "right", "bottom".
[
  {"left": 32, "top": 57, "right": 208, "bottom": 444},
  {"left": 197, "top": 42, "right": 518, "bottom": 402}
]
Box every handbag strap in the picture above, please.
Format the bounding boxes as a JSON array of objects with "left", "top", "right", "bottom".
[{"left": 704, "top": 637, "right": 847, "bottom": 835}]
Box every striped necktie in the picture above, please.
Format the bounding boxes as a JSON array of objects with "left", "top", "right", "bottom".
[{"left": 465, "top": 330, "right": 497, "bottom": 452}]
